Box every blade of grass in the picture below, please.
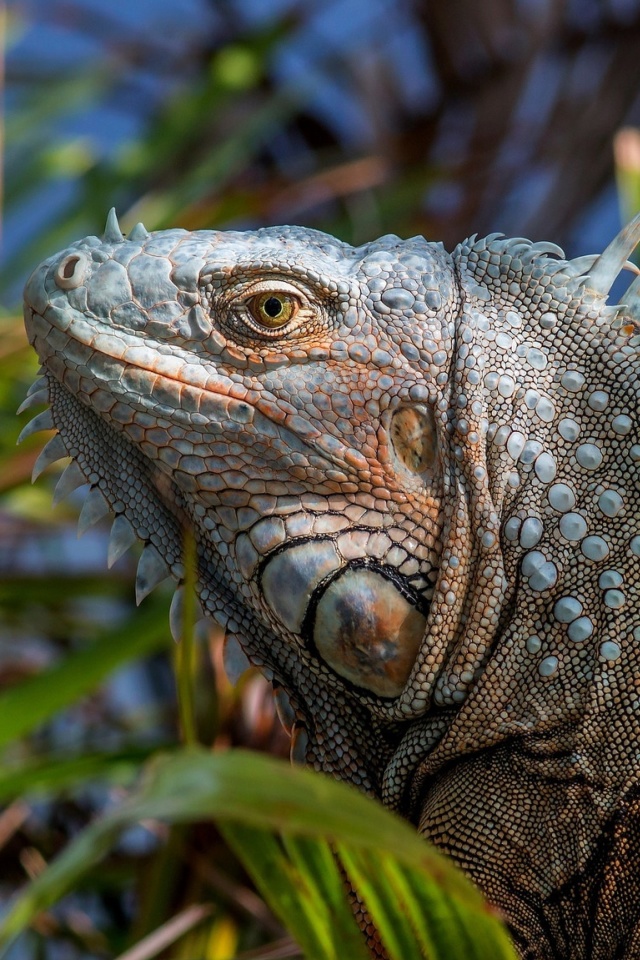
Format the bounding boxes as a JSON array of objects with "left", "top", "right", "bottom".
[
  {"left": 225, "top": 827, "right": 368, "bottom": 959},
  {"left": 0, "top": 604, "right": 170, "bottom": 750},
  {"left": 222, "top": 825, "right": 335, "bottom": 959},
  {"left": 0, "top": 747, "right": 166, "bottom": 804},
  {"left": 173, "top": 528, "right": 197, "bottom": 745},
  {"left": 336, "top": 845, "right": 424, "bottom": 960}
]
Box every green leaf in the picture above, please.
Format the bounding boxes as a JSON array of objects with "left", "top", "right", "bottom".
[
  {"left": 0, "top": 747, "right": 165, "bottom": 804},
  {"left": 337, "top": 846, "right": 426, "bottom": 959},
  {"left": 173, "top": 527, "right": 198, "bottom": 745},
  {"left": 222, "top": 825, "right": 365, "bottom": 959},
  {"left": 0, "top": 604, "right": 170, "bottom": 750},
  {"left": 0, "top": 749, "right": 517, "bottom": 959}
]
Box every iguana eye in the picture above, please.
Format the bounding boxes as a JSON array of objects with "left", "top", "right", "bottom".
[{"left": 249, "top": 292, "right": 298, "bottom": 328}]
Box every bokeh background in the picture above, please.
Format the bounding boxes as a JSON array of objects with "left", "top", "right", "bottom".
[{"left": 2, "top": 1, "right": 640, "bottom": 957}]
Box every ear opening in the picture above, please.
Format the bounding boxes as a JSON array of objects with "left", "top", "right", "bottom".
[{"left": 388, "top": 404, "right": 439, "bottom": 480}]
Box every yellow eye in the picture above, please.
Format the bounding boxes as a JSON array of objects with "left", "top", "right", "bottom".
[{"left": 249, "top": 292, "right": 298, "bottom": 328}]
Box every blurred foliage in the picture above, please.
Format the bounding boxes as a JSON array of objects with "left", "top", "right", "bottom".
[
  {"left": 615, "top": 128, "right": 640, "bottom": 229},
  {"left": 1, "top": 0, "right": 640, "bottom": 957},
  {"left": 0, "top": 750, "right": 517, "bottom": 960}
]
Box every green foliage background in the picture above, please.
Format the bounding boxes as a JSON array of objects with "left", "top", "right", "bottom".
[{"left": 1, "top": 2, "right": 639, "bottom": 957}]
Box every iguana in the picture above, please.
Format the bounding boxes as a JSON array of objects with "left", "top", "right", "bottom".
[{"left": 20, "top": 209, "right": 640, "bottom": 958}]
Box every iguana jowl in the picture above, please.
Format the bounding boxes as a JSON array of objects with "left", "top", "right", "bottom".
[{"left": 21, "top": 209, "right": 640, "bottom": 958}]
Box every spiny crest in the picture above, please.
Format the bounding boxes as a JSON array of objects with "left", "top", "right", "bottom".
[
  {"left": 14, "top": 373, "right": 223, "bottom": 677},
  {"left": 456, "top": 212, "right": 640, "bottom": 343},
  {"left": 101, "top": 207, "right": 149, "bottom": 245},
  {"left": 16, "top": 373, "right": 286, "bottom": 720},
  {"left": 22, "top": 416, "right": 200, "bottom": 599}
]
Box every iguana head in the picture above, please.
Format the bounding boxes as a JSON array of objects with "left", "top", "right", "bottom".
[{"left": 21, "top": 210, "right": 640, "bottom": 798}]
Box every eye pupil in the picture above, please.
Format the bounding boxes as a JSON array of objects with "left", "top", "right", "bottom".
[
  {"left": 263, "top": 296, "right": 283, "bottom": 318},
  {"left": 249, "top": 292, "right": 298, "bottom": 329}
]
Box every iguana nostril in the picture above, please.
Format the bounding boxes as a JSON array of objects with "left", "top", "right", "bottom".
[{"left": 55, "top": 254, "right": 87, "bottom": 290}]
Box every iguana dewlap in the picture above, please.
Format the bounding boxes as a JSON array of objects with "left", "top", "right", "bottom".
[{"left": 21, "top": 210, "right": 640, "bottom": 958}]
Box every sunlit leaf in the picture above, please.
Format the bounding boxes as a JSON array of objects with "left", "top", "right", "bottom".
[{"left": 0, "top": 750, "right": 517, "bottom": 959}]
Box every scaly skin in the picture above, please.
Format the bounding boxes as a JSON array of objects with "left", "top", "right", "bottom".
[{"left": 21, "top": 211, "right": 640, "bottom": 958}]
